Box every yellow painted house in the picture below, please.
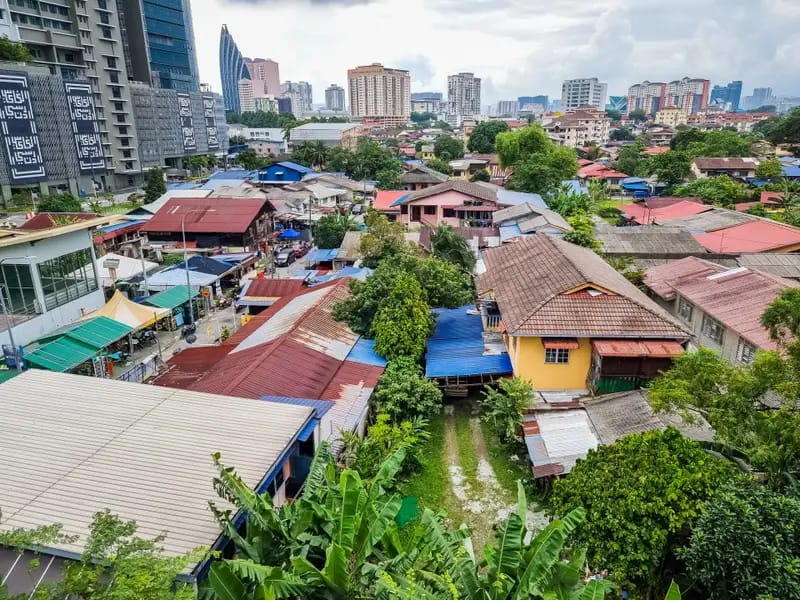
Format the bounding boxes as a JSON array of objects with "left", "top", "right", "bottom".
[{"left": 477, "top": 235, "right": 689, "bottom": 393}]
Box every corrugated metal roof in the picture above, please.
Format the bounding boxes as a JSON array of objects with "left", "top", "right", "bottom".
[
  {"left": 592, "top": 339, "right": 684, "bottom": 358},
  {"left": 142, "top": 285, "right": 200, "bottom": 309},
  {"left": 260, "top": 396, "right": 335, "bottom": 417},
  {"left": 239, "top": 278, "right": 305, "bottom": 301},
  {"left": 62, "top": 316, "right": 133, "bottom": 349},
  {"left": 307, "top": 248, "right": 339, "bottom": 263},
  {"left": 140, "top": 197, "right": 268, "bottom": 234},
  {"left": 346, "top": 338, "right": 387, "bottom": 367},
  {"left": 145, "top": 269, "right": 219, "bottom": 289},
  {"left": 24, "top": 337, "right": 100, "bottom": 372},
  {"left": 207, "top": 169, "right": 254, "bottom": 181},
  {"left": 151, "top": 346, "right": 232, "bottom": 389},
  {"left": 695, "top": 220, "right": 800, "bottom": 253},
  {"left": 0, "top": 369, "right": 20, "bottom": 383},
  {"left": 0, "top": 370, "right": 312, "bottom": 559},
  {"left": 524, "top": 410, "right": 599, "bottom": 479}
]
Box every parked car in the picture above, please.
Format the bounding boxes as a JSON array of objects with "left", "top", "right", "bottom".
[
  {"left": 275, "top": 250, "right": 294, "bottom": 267},
  {"left": 351, "top": 203, "right": 364, "bottom": 215},
  {"left": 293, "top": 244, "right": 309, "bottom": 258}
]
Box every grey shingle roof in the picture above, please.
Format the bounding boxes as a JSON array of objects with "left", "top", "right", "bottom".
[{"left": 595, "top": 225, "right": 708, "bottom": 257}]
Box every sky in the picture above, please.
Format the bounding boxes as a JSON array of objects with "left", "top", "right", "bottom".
[{"left": 191, "top": 0, "right": 800, "bottom": 106}]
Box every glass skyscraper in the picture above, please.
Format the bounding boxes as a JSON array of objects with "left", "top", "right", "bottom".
[
  {"left": 219, "top": 25, "right": 250, "bottom": 113},
  {"left": 710, "top": 81, "right": 743, "bottom": 111},
  {"left": 141, "top": 0, "right": 200, "bottom": 91}
]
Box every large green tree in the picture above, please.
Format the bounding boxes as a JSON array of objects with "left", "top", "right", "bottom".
[
  {"left": 671, "top": 129, "right": 754, "bottom": 158},
  {"left": 38, "top": 193, "right": 82, "bottom": 212},
  {"left": 0, "top": 37, "right": 34, "bottom": 62},
  {"left": 143, "top": 167, "right": 166, "bottom": 204},
  {"left": 359, "top": 209, "right": 408, "bottom": 268},
  {"left": 550, "top": 428, "right": 735, "bottom": 594},
  {"left": 613, "top": 140, "right": 647, "bottom": 177},
  {"left": 372, "top": 357, "right": 443, "bottom": 423},
  {"left": 496, "top": 125, "right": 551, "bottom": 168},
  {"left": 682, "top": 483, "right": 800, "bottom": 600},
  {"left": 424, "top": 157, "right": 452, "bottom": 175},
  {"left": 507, "top": 147, "right": 579, "bottom": 195},
  {"left": 433, "top": 136, "right": 464, "bottom": 160},
  {"left": 236, "top": 148, "right": 267, "bottom": 171},
  {"left": 480, "top": 378, "right": 533, "bottom": 443},
  {"left": 610, "top": 127, "right": 635, "bottom": 141},
  {"left": 429, "top": 223, "right": 476, "bottom": 273},
  {"left": 755, "top": 156, "right": 784, "bottom": 180},
  {"left": 292, "top": 141, "right": 328, "bottom": 169},
  {"left": 373, "top": 274, "right": 433, "bottom": 361},
  {"left": 312, "top": 214, "right": 359, "bottom": 249},
  {"left": 467, "top": 121, "right": 510, "bottom": 153},
  {"left": 754, "top": 107, "right": 800, "bottom": 145},
  {"left": 668, "top": 175, "right": 750, "bottom": 206},
  {"left": 642, "top": 150, "right": 692, "bottom": 186}
]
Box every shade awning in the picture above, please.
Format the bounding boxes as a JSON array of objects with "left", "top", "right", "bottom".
[
  {"left": 142, "top": 285, "right": 200, "bottom": 310},
  {"left": 25, "top": 337, "right": 99, "bottom": 372},
  {"left": 592, "top": 339, "right": 684, "bottom": 358},
  {"left": 543, "top": 338, "right": 580, "bottom": 350},
  {"left": 83, "top": 291, "right": 170, "bottom": 330}
]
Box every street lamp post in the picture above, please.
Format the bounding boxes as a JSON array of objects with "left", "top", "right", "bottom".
[
  {"left": 0, "top": 256, "right": 36, "bottom": 371},
  {"left": 181, "top": 209, "right": 215, "bottom": 341}
]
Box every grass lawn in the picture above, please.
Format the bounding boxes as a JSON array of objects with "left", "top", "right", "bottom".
[
  {"left": 399, "top": 412, "right": 448, "bottom": 512},
  {"left": 98, "top": 201, "right": 142, "bottom": 215},
  {"left": 480, "top": 419, "right": 536, "bottom": 499},
  {"left": 453, "top": 403, "right": 478, "bottom": 486}
]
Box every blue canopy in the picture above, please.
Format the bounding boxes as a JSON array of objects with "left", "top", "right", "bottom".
[{"left": 278, "top": 229, "right": 301, "bottom": 239}]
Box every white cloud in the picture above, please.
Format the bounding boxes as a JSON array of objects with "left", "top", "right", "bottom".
[{"left": 192, "top": 0, "right": 800, "bottom": 105}]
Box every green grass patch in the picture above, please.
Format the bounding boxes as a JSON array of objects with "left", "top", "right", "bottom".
[
  {"left": 399, "top": 412, "right": 447, "bottom": 512},
  {"left": 480, "top": 419, "right": 541, "bottom": 503},
  {"left": 453, "top": 404, "right": 478, "bottom": 486},
  {"left": 98, "top": 201, "right": 142, "bottom": 215}
]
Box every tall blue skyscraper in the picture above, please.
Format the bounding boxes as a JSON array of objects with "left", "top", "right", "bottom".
[
  {"left": 710, "top": 81, "right": 743, "bottom": 111},
  {"left": 219, "top": 25, "right": 250, "bottom": 113},
  {"left": 518, "top": 95, "right": 548, "bottom": 108},
  {"left": 142, "top": 0, "right": 201, "bottom": 91}
]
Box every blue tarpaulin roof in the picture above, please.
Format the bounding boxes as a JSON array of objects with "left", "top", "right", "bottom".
[
  {"left": 390, "top": 193, "right": 411, "bottom": 207},
  {"left": 425, "top": 307, "right": 513, "bottom": 378},
  {"left": 207, "top": 169, "right": 254, "bottom": 181},
  {"left": 346, "top": 338, "right": 387, "bottom": 367},
  {"left": 97, "top": 219, "right": 145, "bottom": 234},
  {"left": 279, "top": 229, "right": 302, "bottom": 239},
  {"left": 783, "top": 165, "right": 800, "bottom": 178},
  {"left": 261, "top": 396, "right": 335, "bottom": 417},
  {"left": 314, "top": 267, "right": 373, "bottom": 283},
  {"left": 200, "top": 179, "right": 251, "bottom": 190},
  {"left": 167, "top": 182, "right": 202, "bottom": 190},
  {"left": 290, "top": 269, "right": 318, "bottom": 279},
  {"left": 307, "top": 248, "right": 338, "bottom": 263},
  {"left": 561, "top": 179, "right": 588, "bottom": 195}
]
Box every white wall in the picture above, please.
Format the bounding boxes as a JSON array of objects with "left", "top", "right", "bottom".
[{"left": 0, "top": 229, "right": 105, "bottom": 347}]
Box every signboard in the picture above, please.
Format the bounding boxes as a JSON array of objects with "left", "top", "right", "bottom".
[
  {"left": 177, "top": 92, "right": 196, "bottom": 152},
  {"left": 64, "top": 81, "right": 104, "bottom": 173},
  {"left": 202, "top": 94, "right": 219, "bottom": 151},
  {"left": 0, "top": 73, "right": 45, "bottom": 183}
]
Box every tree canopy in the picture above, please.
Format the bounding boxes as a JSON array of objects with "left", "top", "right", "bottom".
[
  {"left": 358, "top": 209, "right": 408, "bottom": 268},
  {"left": 143, "top": 167, "right": 166, "bottom": 204},
  {"left": 433, "top": 136, "right": 464, "bottom": 160},
  {"left": 0, "top": 37, "right": 34, "bottom": 62},
  {"left": 550, "top": 428, "right": 735, "bottom": 593},
  {"left": 38, "top": 193, "right": 82, "bottom": 212},
  {"left": 643, "top": 150, "right": 693, "bottom": 186},
  {"left": 373, "top": 274, "right": 433, "bottom": 361},
  {"left": 424, "top": 157, "right": 452, "bottom": 175},
  {"left": 755, "top": 156, "right": 784, "bottom": 180},
  {"left": 312, "top": 214, "right": 359, "bottom": 249},
  {"left": 236, "top": 148, "right": 268, "bottom": 171},
  {"left": 372, "top": 357, "right": 443, "bottom": 423},
  {"left": 496, "top": 126, "right": 579, "bottom": 195},
  {"left": 313, "top": 139, "right": 403, "bottom": 188},
  {"left": 467, "top": 120, "right": 510, "bottom": 153},
  {"left": 754, "top": 107, "right": 800, "bottom": 145},
  {"left": 225, "top": 110, "right": 299, "bottom": 129},
  {"left": 668, "top": 175, "right": 750, "bottom": 206},
  {"left": 292, "top": 141, "right": 328, "bottom": 169},
  {"left": 670, "top": 129, "right": 755, "bottom": 158},
  {"left": 429, "top": 223, "right": 476, "bottom": 273}
]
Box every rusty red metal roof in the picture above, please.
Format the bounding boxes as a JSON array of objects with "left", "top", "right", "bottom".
[
  {"left": 19, "top": 212, "right": 98, "bottom": 230},
  {"left": 694, "top": 220, "right": 800, "bottom": 253},
  {"left": 140, "top": 197, "right": 268, "bottom": 234},
  {"left": 241, "top": 278, "right": 305, "bottom": 299},
  {"left": 592, "top": 339, "right": 684, "bottom": 358},
  {"left": 151, "top": 346, "right": 231, "bottom": 389}
]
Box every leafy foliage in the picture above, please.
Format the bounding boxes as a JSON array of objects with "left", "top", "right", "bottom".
[
  {"left": 481, "top": 378, "right": 533, "bottom": 443},
  {"left": 292, "top": 141, "right": 328, "bottom": 169},
  {"left": 642, "top": 150, "right": 692, "bottom": 186},
  {"left": 359, "top": 209, "right": 408, "bottom": 268},
  {"left": 670, "top": 129, "right": 755, "bottom": 158},
  {"left": 613, "top": 140, "right": 647, "bottom": 178},
  {"left": 470, "top": 169, "right": 491, "bottom": 182},
  {"left": 610, "top": 127, "right": 635, "bottom": 141},
  {"left": 669, "top": 175, "right": 750, "bottom": 206},
  {"left": 563, "top": 213, "right": 601, "bottom": 250},
  {"left": 0, "top": 37, "right": 34, "bottom": 62},
  {"left": 550, "top": 428, "right": 736, "bottom": 592},
  {"left": 373, "top": 274, "right": 433, "bottom": 361},
  {"left": 312, "top": 214, "right": 359, "bottom": 249},
  {"left": 37, "top": 193, "right": 82, "bottom": 212},
  {"left": 319, "top": 138, "right": 403, "bottom": 186},
  {"left": 433, "top": 136, "right": 464, "bottom": 160},
  {"left": 506, "top": 146, "right": 580, "bottom": 195},
  {"left": 429, "top": 223, "right": 476, "bottom": 273},
  {"left": 424, "top": 157, "right": 453, "bottom": 175},
  {"left": 547, "top": 185, "right": 595, "bottom": 217},
  {"left": 467, "top": 120, "right": 510, "bottom": 153},
  {"left": 753, "top": 107, "right": 800, "bottom": 145},
  {"left": 628, "top": 108, "right": 647, "bottom": 122},
  {"left": 225, "top": 110, "right": 299, "bottom": 128},
  {"left": 496, "top": 125, "right": 551, "bottom": 168},
  {"left": 682, "top": 483, "right": 800, "bottom": 600},
  {"left": 372, "top": 357, "right": 443, "bottom": 423},
  {"left": 236, "top": 148, "right": 268, "bottom": 171},
  {"left": 755, "top": 156, "right": 784, "bottom": 180}
]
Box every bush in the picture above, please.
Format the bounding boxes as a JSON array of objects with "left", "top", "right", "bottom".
[
  {"left": 372, "top": 357, "right": 443, "bottom": 422},
  {"left": 38, "top": 193, "right": 82, "bottom": 212}
]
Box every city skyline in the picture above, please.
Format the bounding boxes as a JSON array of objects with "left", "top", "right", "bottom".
[{"left": 192, "top": 0, "right": 799, "bottom": 106}]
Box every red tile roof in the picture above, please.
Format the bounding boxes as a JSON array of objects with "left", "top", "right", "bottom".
[
  {"left": 241, "top": 278, "right": 305, "bottom": 299},
  {"left": 694, "top": 220, "right": 800, "bottom": 253},
  {"left": 759, "top": 192, "right": 785, "bottom": 205},
  {"left": 643, "top": 147, "right": 670, "bottom": 155},
  {"left": 372, "top": 190, "right": 406, "bottom": 212},
  {"left": 578, "top": 164, "right": 629, "bottom": 180},
  {"left": 693, "top": 157, "right": 759, "bottom": 171},
  {"left": 621, "top": 200, "right": 712, "bottom": 224},
  {"left": 18, "top": 212, "right": 98, "bottom": 230},
  {"left": 140, "top": 197, "right": 269, "bottom": 234}
]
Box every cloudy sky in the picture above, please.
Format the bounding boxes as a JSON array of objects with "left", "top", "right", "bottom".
[{"left": 191, "top": 0, "right": 800, "bottom": 106}]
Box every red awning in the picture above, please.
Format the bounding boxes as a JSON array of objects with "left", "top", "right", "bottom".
[
  {"left": 592, "top": 340, "right": 684, "bottom": 358},
  {"left": 543, "top": 338, "right": 580, "bottom": 350}
]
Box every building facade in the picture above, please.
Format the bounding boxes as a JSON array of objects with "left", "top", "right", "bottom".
[
  {"left": 219, "top": 24, "right": 249, "bottom": 112},
  {"left": 655, "top": 106, "right": 688, "bottom": 128},
  {"left": 627, "top": 81, "right": 666, "bottom": 114},
  {"left": 140, "top": 0, "right": 200, "bottom": 91},
  {"left": 325, "top": 84, "right": 345, "bottom": 111},
  {"left": 665, "top": 77, "right": 710, "bottom": 114},
  {"left": 710, "top": 80, "right": 742, "bottom": 111},
  {"left": 245, "top": 58, "right": 280, "bottom": 95},
  {"left": 518, "top": 95, "right": 548, "bottom": 110},
  {"left": 447, "top": 72, "right": 481, "bottom": 121},
  {"left": 606, "top": 95, "right": 628, "bottom": 112},
  {"left": 496, "top": 100, "right": 518, "bottom": 117},
  {"left": 561, "top": 78, "right": 607, "bottom": 111},
  {"left": 280, "top": 81, "right": 312, "bottom": 117},
  {"left": 289, "top": 122, "right": 362, "bottom": 150},
  {"left": 543, "top": 108, "right": 611, "bottom": 147},
  {"left": 347, "top": 63, "right": 410, "bottom": 127}
]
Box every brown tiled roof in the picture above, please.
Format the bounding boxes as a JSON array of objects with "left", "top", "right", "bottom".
[
  {"left": 644, "top": 256, "right": 727, "bottom": 300},
  {"left": 693, "top": 157, "right": 759, "bottom": 171},
  {"left": 404, "top": 179, "right": 497, "bottom": 204},
  {"left": 478, "top": 235, "right": 688, "bottom": 338}
]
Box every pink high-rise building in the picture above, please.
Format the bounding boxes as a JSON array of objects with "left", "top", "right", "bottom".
[{"left": 245, "top": 58, "right": 281, "bottom": 95}]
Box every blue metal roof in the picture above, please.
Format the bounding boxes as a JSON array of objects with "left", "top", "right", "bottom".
[
  {"left": 390, "top": 193, "right": 411, "bottom": 207},
  {"left": 425, "top": 306, "right": 513, "bottom": 378},
  {"left": 98, "top": 219, "right": 145, "bottom": 234},
  {"left": 499, "top": 224, "right": 526, "bottom": 242},
  {"left": 260, "top": 396, "right": 335, "bottom": 417},
  {"left": 307, "top": 248, "right": 339, "bottom": 263},
  {"left": 783, "top": 165, "right": 800, "bottom": 178},
  {"left": 167, "top": 182, "right": 202, "bottom": 190},
  {"left": 207, "top": 169, "right": 254, "bottom": 181},
  {"left": 314, "top": 267, "right": 373, "bottom": 284},
  {"left": 561, "top": 179, "right": 588, "bottom": 195},
  {"left": 214, "top": 252, "right": 256, "bottom": 264},
  {"left": 275, "top": 161, "right": 313, "bottom": 174},
  {"left": 346, "top": 338, "right": 387, "bottom": 367},
  {"left": 200, "top": 179, "right": 252, "bottom": 190},
  {"left": 496, "top": 189, "right": 547, "bottom": 209},
  {"left": 290, "top": 269, "right": 318, "bottom": 279}
]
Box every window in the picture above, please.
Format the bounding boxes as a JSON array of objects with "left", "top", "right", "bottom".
[
  {"left": 423, "top": 205, "right": 436, "bottom": 215},
  {"left": 677, "top": 296, "right": 693, "bottom": 321},
  {"left": 101, "top": 26, "right": 110, "bottom": 38},
  {"left": 97, "top": 0, "right": 106, "bottom": 8},
  {"left": 105, "top": 56, "right": 116, "bottom": 68},
  {"left": 0, "top": 263, "right": 37, "bottom": 317},
  {"left": 109, "top": 73, "right": 118, "bottom": 83},
  {"left": 122, "top": 150, "right": 131, "bottom": 158},
  {"left": 701, "top": 315, "right": 724, "bottom": 345},
  {"left": 737, "top": 337, "right": 756, "bottom": 365},
  {"left": 545, "top": 348, "right": 570, "bottom": 364},
  {"left": 38, "top": 249, "right": 98, "bottom": 310}
]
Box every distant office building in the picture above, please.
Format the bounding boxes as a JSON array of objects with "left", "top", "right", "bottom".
[
  {"left": 411, "top": 92, "right": 442, "bottom": 102},
  {"left": 411, "top": 99, "right": 440, "bottom": 113},
  {"left": 710, "top": 81, "right": 743, "bottom": 111},
  {"left": 280, "top": 81, "right": 312, "bottom": 117},
  {"left": 325, "top": 84, "right": 346, "bottom": 111},
  {"left": 549, "top": 99, "right": 562, "bottom": 112},
  {"left": 655, "top": 106, "right": 689, "bottom": 128},
  {"left": 0, "top": 0, "right": 18, "bottom": 41},
  {"left": 219, "top": 25, "right": 250, "bottom": 112},
  {"left": 290, "top": 122, "right": 363, "bottom": 150},
  {"left": 238, "top": 79, "right": 277, "bottom": 113},
  {"left": 606, "top": 96, "right": 628, "bottom": 113},
  {"left": 447, "top": 72, "right": 481, "bottom": 120},
  {"left": 136, "top": 0, "right": 200, "bottom": 91},
  {"left": 561, "top": 78, "right": 607, "bottom": 111},
  {"left": 497, "top": 100, "right": 519, "bottom": 117},
  {"left": 347, "top": 63, "right": 410, "bottom": 127},
  {"left": 245, "top": 58, "right": 280, "bottom": 95},
  {"left": 277, "top": 96, "right": 292, "bottom": 114},
  {"left": 742, "top": 87, "right": 775, "bottom": 110},
  {"left": 519, "top": 95, "right": 548, "bottom": 109},
  {"left": 665, "top": 77, "right": 710, "bottom": 114},
  {"left": 543, "top": 107, "right": 611, "bottom": 147},
  {"left": 627, "top": 81, "right": 666, "bottom": 114}
]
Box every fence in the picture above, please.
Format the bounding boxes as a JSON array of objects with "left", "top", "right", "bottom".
[{"left": 117, "top": 354, "right": 165, "bottom": 383}]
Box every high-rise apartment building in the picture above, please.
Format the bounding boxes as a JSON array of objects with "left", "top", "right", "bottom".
[
  {"left": 347, "top": 63, "right": 410, "bottom": 127},
  {"left": 561, "top": 78, "right": 607, "bottom": 111},
  {"left": 325, "top": 84, "right": 345, "bottom": 111},
  {"left": 245, "top": 58, "right": 280, "bottom": 95},
  {"left": 627, "top": 81, "right": 666, "bottom": 115},
  {"left": 496, "top": 100, "right": 518, "bottom": 116},
  {"left": 219, "top": 25, "right": 249, "bottom": 112},
  {"left": 411, "top": 92, "right": 442, "bottom": 102},
  {"left": 280, "top": 81, "right": 312, "bottom": 117},
  {"left": 447, "top": 72, "right": 481, "bottom": 120},
  {"left": 710, "top": 81, "right": 743, "bottom": 111},
  {"left": 665, "top": 77, "right": 710, "bottom": 114}
]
